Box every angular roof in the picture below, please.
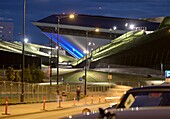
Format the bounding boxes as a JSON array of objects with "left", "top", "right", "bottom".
[
  {"left": 37, "top": 14, "right": 159, "bottom": 31},
  {"left": 33, "top": 14, "right": 160, "bottom": 59}
]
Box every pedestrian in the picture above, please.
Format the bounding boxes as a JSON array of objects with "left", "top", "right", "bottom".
[
  {"left": 56, "top": 90, "right": 60, "bottom": 102},
  {"left": 62, "top": 91, "right": 67, "bottom": 102},
  {"left": 76, "top": 86, "right": 81, "bottom": 101}
]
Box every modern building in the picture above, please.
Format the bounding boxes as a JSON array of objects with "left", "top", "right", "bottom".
[
  {"left": 32, "top": 14, "right": 170, "bottom": 71},
  {"left": 32, "top": 14, "right": 160, "bottom": 60}
]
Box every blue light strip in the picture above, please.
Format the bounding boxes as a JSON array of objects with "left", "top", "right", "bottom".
[
  {"left": 59, "top": 36, "right": 84, "bottom": 58},
  {"left": 43, "top": 32, "right": 84, "bottom": 59}
]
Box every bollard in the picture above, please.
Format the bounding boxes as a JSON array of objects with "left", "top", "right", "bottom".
[
  {"left": 73, "top": 97, "right": 76, "bottom": 106},
  {"left": 99, "top": 95, "right": 101, "bottom": 103},
  {"left": 2, "top": 96, "right": 10, "bottom": 115},
  {"left": 43, "top": 96, "right": 46, "bottom": 110},
  {"left": 91, "top": 95, "right": 93, "bottom": 104}
]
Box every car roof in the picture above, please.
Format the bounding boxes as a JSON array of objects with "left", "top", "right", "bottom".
[{"left": 127, "top": 82, "right": 170, "bottom": 93}]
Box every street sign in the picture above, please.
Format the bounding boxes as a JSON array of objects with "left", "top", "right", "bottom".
[
  {"left": 79, "top": 77, "right": 83, "bottom": 81},
  {"left": 108, "top": 74, "right": 112, "bottom": 80},
  {"left": 165, "top": 70, "right": 170, "bottom": 82}
]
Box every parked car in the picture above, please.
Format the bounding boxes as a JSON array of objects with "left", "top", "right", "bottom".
[{"left": 62, "top": 82, "right": 170, "bottom": 119}]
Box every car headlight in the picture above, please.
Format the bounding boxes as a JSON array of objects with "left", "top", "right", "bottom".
[{"left": 98, "top": 108, "right": 116, "bottom": 119}]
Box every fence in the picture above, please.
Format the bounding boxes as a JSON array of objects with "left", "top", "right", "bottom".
[{"left": 0, "top": 81, "right": 147, "bottom": 105}]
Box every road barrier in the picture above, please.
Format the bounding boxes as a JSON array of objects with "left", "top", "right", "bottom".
[
  {"left": 43, "top": 96, "right": 46, "bottom": 110},
  {"left": 99, "top": 95, "right": 101, "bottom": 103},
  {"left": 91, "top": 95, "right": 93, "bottom": 104},
  {"left": 73, "top": 97, "right": 76, "bottom": 106},
  {"left": 1, "top": 95, "right": 120, "bottom": 116},
  {"left": 2, "top": 96, "right": 10, "bottom": 115}
]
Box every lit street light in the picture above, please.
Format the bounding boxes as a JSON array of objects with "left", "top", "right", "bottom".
[
  {"left": 125, "top": 23, "right": 135, "bottom": 38},
  {"left": 125, "top": 23, "right": 128, "bottom": 38},
  {"left": 113, "top": 26, "right": 117, "bottom": 38},
  {"left": 56, "top": 14, "right": 75, "bottom": 93},
  {"left": 24, "top": 38, "right": 28, "bottom": 43},
  {"left": 129, "top": 24, "right": 135, "bottom": 30},
  {"left": 109, "top": 26, "right": 117, "bottom": 42},
  {"left": 88, "top": 42, "right": 95, "bottom": 52}
]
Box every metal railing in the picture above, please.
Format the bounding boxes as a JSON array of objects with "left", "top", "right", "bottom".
[{"left": 0, "top": 81, "right": 146, "bottom": 105}]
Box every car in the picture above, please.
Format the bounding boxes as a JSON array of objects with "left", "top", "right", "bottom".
[{"left": 61, "top": 82, "right": 170, "bottom": 119}]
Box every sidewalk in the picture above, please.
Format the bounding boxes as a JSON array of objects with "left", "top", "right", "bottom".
[{"left": 0, "top": 95, "right": 112, "bottom": 118}]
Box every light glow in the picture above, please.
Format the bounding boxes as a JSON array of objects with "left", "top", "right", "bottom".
[
  {"left": 129, "top": 24, "right": 135, "bottom": 30},
  {"left": 125, "top": 23, "right": 128, "bottom": 27},
  {"left": 44, "top": 32, "right": 84, "bottom": 59},
  {"left": 113, "top": 26, "right": 117, "bottom": 30},
  {"left": 69, "top": 14, "right": 75, "bottom": 19},
  {"left": 24, "top": 38, "right": 28, "bottom": 43},
  {"left": 95, "top": 28, "right": 100, "bottom": 32}
]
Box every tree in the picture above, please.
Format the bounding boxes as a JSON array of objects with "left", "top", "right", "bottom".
[
  {"left": 30, "top": 65, "right": 45, "bottom": 83},
  {"left": 6, "top": 67, "right": 15, "bottom": 81},
  {"left": 6, "top": 66, "right": 45, "bottom": 83},
  {"left": 14, "top": 71, "right": 21, "bottom": 82},
  {"left": 20, "top": 68, "right": 32, "bottom": 83}
]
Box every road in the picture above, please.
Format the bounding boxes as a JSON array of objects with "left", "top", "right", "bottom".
[{"left": 1, "top": 103, "right": 110, "bottom": 119}]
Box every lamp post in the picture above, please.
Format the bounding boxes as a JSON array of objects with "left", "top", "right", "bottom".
[
  {"left": 21, "top": 0, "right": 26, "bottom": 103},
  {"left": 109, "top": 26, "right": 117, "bottom": 42},
  {"left": 56, "top": 14, "right": 75, "bottom": 92},
  {"left": 84, "top": 31, "right": 88, "bottom": 96},
  {"left": 125, "top": 23, "right": 135, "bottom": 38},
  {"left": 109, "top": 28, "right": 112, "bottom": 42},
  {"left": 125, "top": 23, "right": 128, "bottom": 38},
  {"left": 113, "top": 26, "right": 117, "bottom": 38},
  {"left": 84, "top": 28, "right": 99, "bottom": 96},
  {"left": 88, "top": 42, "right": 95, "bottom": 52}
]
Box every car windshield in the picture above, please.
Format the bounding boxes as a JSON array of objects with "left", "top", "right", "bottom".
[{"left": 117, "top": 91, "right": 170, "bottom": 109}]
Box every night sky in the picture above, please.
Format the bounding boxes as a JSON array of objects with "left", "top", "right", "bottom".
[{"left": 0, "top": 0, "right": 170, "bottom": 45}]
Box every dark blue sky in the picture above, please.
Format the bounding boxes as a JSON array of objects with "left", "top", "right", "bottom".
[{"left": 0, "top": 0, "right": 170, "bottom": 45}]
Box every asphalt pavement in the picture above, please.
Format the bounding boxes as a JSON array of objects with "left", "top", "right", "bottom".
[{"left": 0, "top": 95, "right": 112, "bottom": 119}]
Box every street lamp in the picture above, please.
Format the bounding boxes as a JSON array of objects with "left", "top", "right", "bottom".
[
  {"left": 125, "top": 23, "right": 129, "bottom": 38},
  {"left": 109, "top": 26, "right": 117, "bottom": 42},
  {"left": 84, "top": 28, "right": 99, "bottom": 96},
  {"left": 113, "top": 26, "right": 117, "bottom": 38},
  {"left": 88, "top": 42, "right": 95, "bottom": 53},
  {"left": 21, "top": 0, "right": 26, "bottom": 103},
  {"left": 56, "top": 14, "right": 75, "bottom": 92},
  {"left": 129, "top": 24, "right": 135, "bottom": 30},
  {"left": 125, "top": 23, "right": 135, "bottom": 38},
  {"left": 24, "top": 38, "right": 28, "bottom": 43}
]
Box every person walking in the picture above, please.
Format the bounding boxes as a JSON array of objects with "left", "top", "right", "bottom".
[{"left": 76, "top": 86, "right": 81, "bottom": 101}]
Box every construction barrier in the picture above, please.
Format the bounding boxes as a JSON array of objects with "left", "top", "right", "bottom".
[
  {"left": 99, "top": 95, "right": 101, "bottom": 103},
  {"left": 73, "top": 97, "right": 76, "bottom": 106},
  {"left": 91, "top": 95, "right": 93, "bottom": 104},
  {"left": 2, "top": 96, "right": 10, "bottom": 115},
  {"left": 43, "top": 96, "right": 46, "bottom": 110}
]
